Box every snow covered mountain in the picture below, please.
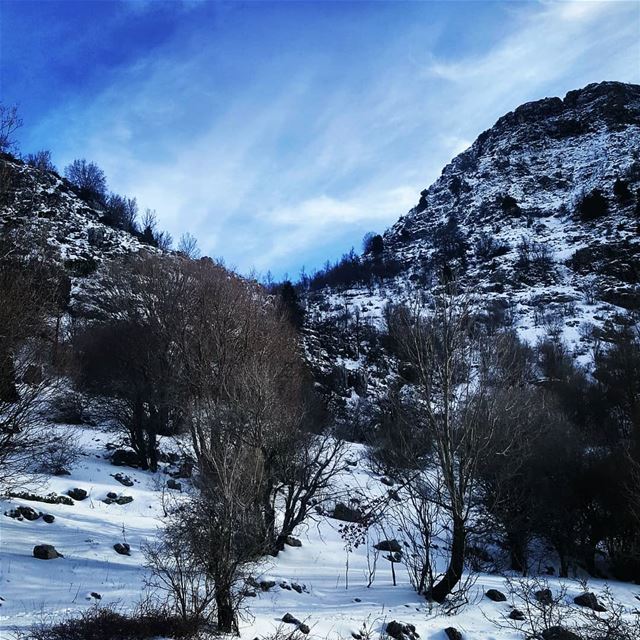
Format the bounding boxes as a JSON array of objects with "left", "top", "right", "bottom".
[{"left": 303, "top": 81, "right": 640, "bottom": 402}]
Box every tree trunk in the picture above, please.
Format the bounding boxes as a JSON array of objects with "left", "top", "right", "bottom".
[
  {"left": 0, "top": 348, "right": 18, "bottom": 403},
  {"left": 508, "top": 530, "right": 528, "bottom": 575},
  {"left": 216, "top": 589, "right": 236, "bottom": 634},
  {"left": 430, "top": 515, "right": 465, "bottom": 603}
]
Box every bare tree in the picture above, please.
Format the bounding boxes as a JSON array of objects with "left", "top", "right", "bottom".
[
  {"left": 388, "top": 290, "right": 525, "bottom": 602},
  {"left": 0, "top": 104, "right": 22, "bottom": 153},
  {"left": 0, "top": 233, "right": 65, "bottom": 491},
  {"left": 177, "top": 232, "right": 200, "bottom": 259},
  {"left": 64, "top": 158, "right": 107, "bottom": 203}
]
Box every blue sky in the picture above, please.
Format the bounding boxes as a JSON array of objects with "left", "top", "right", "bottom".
[{"left": 2, "top": 0, "right": 639, "bottom": 278}]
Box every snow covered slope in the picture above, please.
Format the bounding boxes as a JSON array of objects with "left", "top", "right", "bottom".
[
  {"left": 303, "top": 81, "right": 640, "bottom": 400},
  {"left": 2, "top": 424, "right": 639, "bottom": 639}
]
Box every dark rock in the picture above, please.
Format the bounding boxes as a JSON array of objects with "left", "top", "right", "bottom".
[
  {"left": 282, "top": 613, "right": 301, "bottom": 625},
  {"left": 444, "top": 628, "right": 462, "bottom": 640},
  {"left": 260, "top": 580, "right": 276, "bottom": 591},
  {"left": 280, "top": 581, "right": 292, "bottom": 591},
  {"left": 53, "top": 468, "right": 71, "bottom": 476},
  {"left": 379, "top": 476, "right": 395, "bottom": 486},
  {"left": 374, "top": 539, "right": 402, "bottom": 553},
  {"left": 386, "top": 620, "right": 419, "bottom": 640},
  {"left": 5, "top": 506, "right": 41, "bottom": 521},
  {"left": 67, "top": 488, "right": 88, "bottom": 501},
  {"left": 285, "top": 535, "right": 302, "bottom": 548},
  {"left": 166, "top": 479, "right": 182, "bottom": 491},
  {"left": 33, "top": 544, "right": 62, "bottom": 559},
  {"left": 10, "top": 491, "right": 74, "bottom": 506},
  {"left": 111, "top": 473, "right": 134, "bottom": 487},
  {"left": 485, "top": 588, "right": 507, "bottom": 602},
  {"left": 535, "top": 588, "right": 554, "bottom": 605},
  {"left": 115, "top": 496, "right": 133, "bottom": 505},
  {"left": 42, "top": 514, "right": 55, "bottom": 524},
  {"left": 331, "top": 502, "right": 362, "bottom": 523},
  {"left": 509, "top": 609, "right": 525, "bottom": 621},
  {"left": 107, "top": 492, "right": 117, "bottom": 499},
  {"left": 299, "top": 623, "right": 310, "bottom": 634},
  {"left": 113, "top": 543, "right": 131, "bottom": 556},
  {"left": 291, "top": 582, "right": 303, "bottom": 593},
  {"left": 541, "top": 627, "right": 581, "bottom": 640},
  {"left": 90, "top": 592, "right": 102, "bottom": 600},
  {"left": 573, "top": 592, "right": 606, "bottom": 612},
  {"left": 110, "top": 449, "right": 139, "bottom": 468}
]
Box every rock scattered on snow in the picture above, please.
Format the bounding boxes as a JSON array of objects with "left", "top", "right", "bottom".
[
  {"left": 385, "top": 620, "right": 419, "bottom": 640},
  {"left": 113, "top": 543, "right": 131, "bottom": 556},
  {"left": 111, "top": 473, "right": 134, "bottom": 487},
  {"left": 33, "top": 544, "right": 62, "bottom": 560},
  {"left": 573, "top": 591, "right": 606, "bottom": 612},
  {"left": 67, "top": 488, "right": 88, "bottom": 501},
  {"left": 485, "top": 588, "right": 507, "bottom": 602}
]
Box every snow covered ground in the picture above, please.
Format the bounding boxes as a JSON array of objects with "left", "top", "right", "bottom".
[{"left": 1, "top": 425, "right": 639, "bottom": 639}]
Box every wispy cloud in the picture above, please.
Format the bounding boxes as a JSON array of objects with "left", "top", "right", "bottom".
[{"left": 23, "top": 0, "right": 640, "bottom": 277}]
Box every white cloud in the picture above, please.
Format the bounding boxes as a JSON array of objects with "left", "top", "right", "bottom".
[{"left": 30, "top": 0, "right": 640, "bottom": 276}]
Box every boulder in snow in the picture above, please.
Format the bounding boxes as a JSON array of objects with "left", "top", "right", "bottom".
[{"left": 33, "top": 544, "right": 62, "bottom": 560}]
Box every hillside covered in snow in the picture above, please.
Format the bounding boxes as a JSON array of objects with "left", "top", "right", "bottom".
[{"left": 1, "top": 81, "right": 640, "bottom": 640}]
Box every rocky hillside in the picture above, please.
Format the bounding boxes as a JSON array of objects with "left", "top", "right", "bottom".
[
  {"left": 304, "top": 81, "right": 640, "bottom": 404},
  {"left": 0, "top": 153, "right": 159, "bottom": 310}
]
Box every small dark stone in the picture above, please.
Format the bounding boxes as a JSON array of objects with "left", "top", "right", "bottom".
[
  {"left": 444, "top": 628, "right": 462, "bottom": 640},
  {"left": 260, "top": 580, "right": 276, "bottom": 591},
  {"left": 535, "top": 588, "right": 554, "bottom": 605},
  {"left": 374, "top": 539, "right": 402, "bottom": 553},
  {"left": 541, "top": 627, "right": 581, "bottom": 640},
  {"left": 107, "top": 492, "right": 117, "bottom": 499},
  {"left": 33, "top": 544, "right": 62, "bottom": 560},
  {"left": 115, "top": 496, "right": 133, "bottom": 505},
  {"left": 331, "top": 502, "right": 362, "bottom": 523},
  {"left": 280, "top": 581, "right": 292, "bottom": 590},
  {"left": 299, "top": 623, "right": 310, "bottom": 634},
  {"left": 67, "top": 488, "right": 88, "bottom": 501},
  {"left": 574, "top": 592, "right": 606, "bottom": 612},
  {"left": 42, "top": 514, "right": 55, "bottom": 524},
  {"left": 6, "top": 506, "right": 41, "bottom": 521},
  {"left": 53, "top": 468, "right": 71, "bottom": 476},
  {"left": 508, "top": 609, "right": 525, "bottom": 621},
  {"left": 110, "top": 449, "right": 139, "bottom": 468},
  {"left": 386, "top": 620, "right": 419, "bottom": 640},
  {"left": 90, "top": 592, "right": 102, "bottom": 600},
  {"left": 380, "top": 476, "right": 395, "bottom": 486},
  {"left": 485, "top": 588, "right": 507, "bottom": 602},
  {"left": 282, "top": 613, "right": 301, "bottom": 626},
  {"left": 111, "top": 473, "right": 134, "bottom": 487},
  {"left": 285, "top": 535, "right": 302, "bottom": 548},
  {"left": 166, "top": 479, "right": 182, "bottom": 491},
  {"left": 291, "top": 583, "right": 303, "bottom": 594},
  {"left": 113, "top": 543, "right": 131, "bottom": 556}
]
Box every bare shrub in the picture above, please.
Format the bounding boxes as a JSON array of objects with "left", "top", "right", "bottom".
[
  {"left": 38, "top": 427, "right": 82, "bottom": 475},
  {"left": 143, "top": 535, "right": 216, "bottom": 625},
  {"left": 13, "top": 603, "right": 202, "bottom": 640}
]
